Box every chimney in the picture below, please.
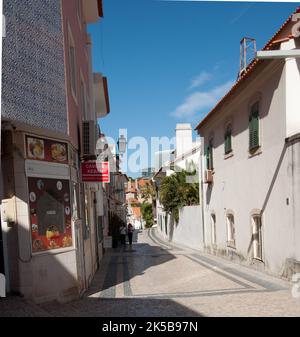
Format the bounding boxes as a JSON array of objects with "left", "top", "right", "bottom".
[{"left": 175, "top": 124, "right": 193, "bottom": 158}]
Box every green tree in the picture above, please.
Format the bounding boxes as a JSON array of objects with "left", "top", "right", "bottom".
[
  {"left": 141, "top": 202, "right": 154, "bottom": 228},
  {"left": 159, "top": 169, "right": 199, "bottom": 223},
  {"left": 141, "top": 181, "right": 156, "bottom": 201},
  {"left": 140, "top": 181, "right": 157, "bottom": 223}
]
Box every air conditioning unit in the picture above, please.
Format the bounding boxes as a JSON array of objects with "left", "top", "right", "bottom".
[
  {"left": 82, "top": 120, "right": 96, "bottom": 156},
  {"left": 204, "top": 170, "right": 213, "bottom": 184}
]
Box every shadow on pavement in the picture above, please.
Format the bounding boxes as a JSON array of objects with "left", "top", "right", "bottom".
[
  {"left": 87, "top": 229, "right": 176, "bottom": 296},
  {"left": 39, "top": 297, "right": 203, "bottom": 317},
  {"left": 0, "top": 229, "right": 203, "bottom": 317}
]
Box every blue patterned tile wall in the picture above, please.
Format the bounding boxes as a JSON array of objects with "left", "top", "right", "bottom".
[{"left": 2, "top": 0, "right": 67, "bottom": 134}]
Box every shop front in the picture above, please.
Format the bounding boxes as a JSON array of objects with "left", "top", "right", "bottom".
[
  {"left": 1, "top": 130, "right": 83, "bottom": 303},
  {"left": 25, "top": 135, "right": 73, "bottom": 253}
]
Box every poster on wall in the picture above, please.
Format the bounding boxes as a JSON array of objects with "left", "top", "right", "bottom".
[
  {"left": 26, "top": 136, "right": 68, "bottom": 164},
  {"left": 28, "top": 177, "right": 73, "bottom": 252}
]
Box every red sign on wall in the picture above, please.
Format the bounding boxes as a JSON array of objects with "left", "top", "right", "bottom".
[{"left": 81, "top": 161, "right": 110, "bottom": 183}]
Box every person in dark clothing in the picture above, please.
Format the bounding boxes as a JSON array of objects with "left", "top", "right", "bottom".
[{"left": 127, "top": 223, "right": 135, "bottom": 245}]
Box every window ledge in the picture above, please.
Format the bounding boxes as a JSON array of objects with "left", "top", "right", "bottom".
[
  {"left": 251, "top": 257, "right": 264, "bottom": 265},
  {"left": 224, "top": 152, "right": 234, "bottom": 160},
  {"left": 248, "top": 146, "right": 262, "bottom": 158},
  {"left": 32, "top": 247, "right": 76, "bottom": 257}
]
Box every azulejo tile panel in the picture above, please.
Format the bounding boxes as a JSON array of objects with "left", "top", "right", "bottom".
[{"left": 2, "top": 0, "right": 67, "bottom": 134}]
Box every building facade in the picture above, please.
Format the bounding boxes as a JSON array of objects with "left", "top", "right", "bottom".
[
  {"left": 0, "top": 0, "right": 109, "bottom": 303},
  {"left": 196, "top": 9, "right": 300, "bottom": 279}
]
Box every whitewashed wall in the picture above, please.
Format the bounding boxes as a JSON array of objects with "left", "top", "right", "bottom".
[
  {"left": 171, "top": 206, "right": 203, "bottom": 250},
  {"left": 199, "top": 44, "right": 300, "bottom": 279}
]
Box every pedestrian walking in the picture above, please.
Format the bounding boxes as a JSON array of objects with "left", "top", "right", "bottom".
[
  {"left": 119, "top": 223, "right": 127, "bottom": 245},
  {"left": 127, "top": 223, "right": 135, "bottom": 245}
]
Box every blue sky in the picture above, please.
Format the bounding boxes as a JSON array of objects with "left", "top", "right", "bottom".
[{"left": 88, "top": 0, "right": 298, "bottom": 177}]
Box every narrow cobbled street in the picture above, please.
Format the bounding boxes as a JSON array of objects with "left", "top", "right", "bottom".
[{"left": 1, "top": 228, "right": 300, "bottom": 317}]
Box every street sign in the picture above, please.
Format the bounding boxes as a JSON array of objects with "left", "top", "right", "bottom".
[{"left": 81, "top": 161, "right": 110, "bottom": 183}]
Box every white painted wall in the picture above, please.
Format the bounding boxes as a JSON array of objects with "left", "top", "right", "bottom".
[
  {"left": 284, "top": 53, "right": 300, "bottom": 136},
  {"left": 199, "top": 52, "right": 300, "bottom": 278},
  {"left": 175, "top": 124, "right": 193, "bottom": 158},
  {"left": 171, "top": 206, "right": 203, "bottom": 250},
  {"left": 155, "top": 139, "right": 201, "bottom": 246},
  {"left": 30, "top": 250, "right": 79, "bottom": 304}
]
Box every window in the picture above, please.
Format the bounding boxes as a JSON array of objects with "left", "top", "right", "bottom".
[
  {"left": 252, "top": 215, "right": 262, "bottom": 260},
  {"left": 226, "top": 214, "right": 235, "bottom": 247},
  {"left": 68, "top": 28, "right": 77, "bottom": 98},
  {"left": 249, "top": 102, "right": 259, "bottom": 151},
  {"left": 224, "top": 125, "right": 232, "bottom": 154},
  {"left": 28, "top": 177, "right": 73, "bottom": 252},
  {"left": 211, "top": 214, "right": 216, "bottom": 245},
  {"left": 206, "top": 139, "right": 214, "bottom": 170}
]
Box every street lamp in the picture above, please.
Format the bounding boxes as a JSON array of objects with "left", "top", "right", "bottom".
[{"left": 117, "top": 135, "right": 127, "bottom": 155}]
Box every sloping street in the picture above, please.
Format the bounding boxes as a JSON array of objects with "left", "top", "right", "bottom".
[{"left": 1, "top": 228, "right": 300, "bottom": 317}]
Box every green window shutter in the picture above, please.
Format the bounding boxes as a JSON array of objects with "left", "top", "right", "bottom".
[
  {"left": 252, "top": 113, "right": 259, "bottom": 148},
  {"left": 225, "top": 131, "right": 232, "bottom": 154},
  {"left": 209, "top": 145, "right": 213, "bottom": 170},
  {"left": 249, "top": 116, "right": 254, "bottom": 149},
  {"left": 249, "top": 105, "right": 259, "bottom": 150},
  {"left": 228, "top": 133, "right": 232, "bottom": 152}
]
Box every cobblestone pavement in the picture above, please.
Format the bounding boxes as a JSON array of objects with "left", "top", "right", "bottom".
[{"left": 1, "top": 228, "right": 300, "bottom": 317}]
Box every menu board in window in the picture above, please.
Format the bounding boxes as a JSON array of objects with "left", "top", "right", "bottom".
[
  {"left": 28, "top": 177, "right": 72, "bottom": 252},
  {"left": 26, "top": 136, "right": 68, "bottom": 164}
]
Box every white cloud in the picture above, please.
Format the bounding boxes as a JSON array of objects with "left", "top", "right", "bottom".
[
  {"left": 188, "top": 71, "right": 212, "bottom": 90},
  {"left": 171, "top": 80, "right": 234, "bottom": 119}
]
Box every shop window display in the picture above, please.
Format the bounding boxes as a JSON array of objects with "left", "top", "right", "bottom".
[{"left": 28, "top": 177, "right": 72, "bottom": 252}]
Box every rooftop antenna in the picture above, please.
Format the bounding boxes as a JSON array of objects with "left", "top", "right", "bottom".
[{"left": 238, "top": 37, "right": 257, "bottom": 79}]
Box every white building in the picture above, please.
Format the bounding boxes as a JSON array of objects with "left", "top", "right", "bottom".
[
  {"left": 195, "top": 9, "right": 300, "bottom": 279},
  {"left": 154, "top": 124, "right": 202, "bottom": 249}
]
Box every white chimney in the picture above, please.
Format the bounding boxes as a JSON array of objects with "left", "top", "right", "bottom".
[{"left": 175, "top": 124, "right": 193, "bottom": 158}]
